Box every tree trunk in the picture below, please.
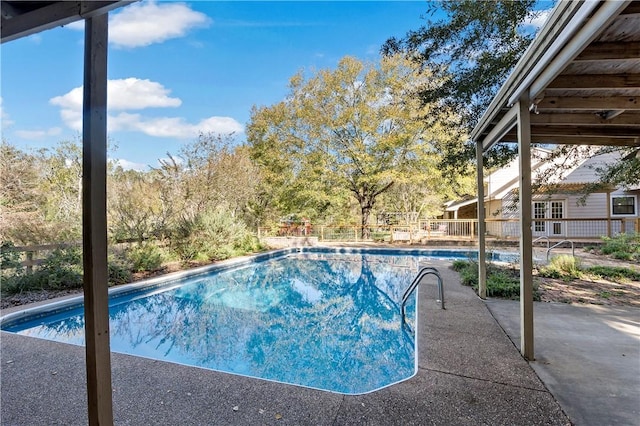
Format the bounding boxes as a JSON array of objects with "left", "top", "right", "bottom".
[{"left": 361, "top": 203, "right": 371, "bottom": 239}]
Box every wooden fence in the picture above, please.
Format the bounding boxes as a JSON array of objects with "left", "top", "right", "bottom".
[{"left": 1, "top": 238, "right": 146, "bottom": 274}]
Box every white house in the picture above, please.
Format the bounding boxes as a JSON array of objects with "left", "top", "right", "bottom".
[{"left": 445, "top": 148, "right": 639, "bottom": 239}]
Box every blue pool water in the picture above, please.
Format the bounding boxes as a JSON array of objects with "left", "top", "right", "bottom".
[{"left": 1, "top": 247, "right": 515, "bottom": 394}]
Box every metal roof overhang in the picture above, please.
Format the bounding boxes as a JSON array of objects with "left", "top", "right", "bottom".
[{"left": 471, "top": 0, "right": 640, "bottom": 152}]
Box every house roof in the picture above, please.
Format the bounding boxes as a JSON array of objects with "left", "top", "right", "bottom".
[
  {"left": 471, "top": 1, "right": 640, "bottom": 151},
  {"left": 444, "top": 197, "right": 477, "bottom": 212}
]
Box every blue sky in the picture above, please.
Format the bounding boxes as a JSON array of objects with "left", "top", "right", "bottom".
[
  {"left": 1, "top": 1, "right": 550, "bottom": 171},
  {"left": 1, "top": 1, "right": 437, "bottom": 170}
]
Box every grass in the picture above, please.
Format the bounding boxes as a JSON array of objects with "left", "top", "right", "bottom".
[
  {"left": 584, "top": 265, "right": 640, "bottom": 283},
  {"left": 451, "top": 259, "right": 540, "bottom": 301},
  {"left": 600, "top": 233, "right": 640, "bottom": 261}
]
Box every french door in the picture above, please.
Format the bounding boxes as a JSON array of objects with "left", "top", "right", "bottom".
[{"left": 533, "top": 201, "right": 564, "bottom": 237}]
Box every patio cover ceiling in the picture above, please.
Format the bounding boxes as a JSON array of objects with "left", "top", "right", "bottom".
[
  {"left": 472, "top": 0, "right": 640, "bottom": 151},
  {"left": 1, "top": 1, "right": 127, "bottom": 43}
]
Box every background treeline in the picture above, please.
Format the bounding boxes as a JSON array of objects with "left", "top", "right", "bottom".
[
  {"left": 0, "top": 135, "right": 264, "bottom": 294},
  {"left": 1, "top": 55, "right": 478, "bottom": 297}
]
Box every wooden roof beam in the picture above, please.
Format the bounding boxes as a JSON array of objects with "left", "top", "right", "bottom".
[
  {"left": 528, "top": 125, "right": 640, "bottom": 138},
  {"left": 530, "top": 112, "right": 640, "bottom": 126},
  {"left": 621, "top": 2, "right": 640, "bottom": 15},
  {"left": 536, "top": 96, "right": 640, "bottom": 110},
  {"left": 501, "top": 134, "right": 640, "bottom": 146},
  {"left": 574, "top": 41, "right": 640, "bottom": 61},
  {"left": 1, "top": 1, "right": 130, "bottom": 44},
  {"left": 546, "top": 74, "right": 640, "bottom": 90}
]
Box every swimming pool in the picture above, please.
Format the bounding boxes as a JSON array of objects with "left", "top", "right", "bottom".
[{"left": 0, "top": 247, "right": 514, "bottom": 394}]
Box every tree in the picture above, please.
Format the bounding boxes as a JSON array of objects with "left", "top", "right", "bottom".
[
  {"left": 38, "top": 139, "right": 83, "bottom": 240},
  {"left": 382, "top": 1, "right": 640, "bottom": 190},
  {"left": 247, "top": 55, "right": 461, "bottom": 236},
  {"left": 0, "top": 141, "right": 48, "bottom": 244},
  {"left": 382, "top": 0, "right": 538, "bottom": 130},
  {"left": 382, "top": 1, "right": 543, "bottom": 179},
  {"left": 108, "top": 168, "right": 168, "bottom": 242},
  {"left": 177, "top": 133, "right": 260, "bottom": 223}
]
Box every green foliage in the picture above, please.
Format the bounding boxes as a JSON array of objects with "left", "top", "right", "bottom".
[
  {"left": 538, "top": 255, "right": 582, "bottom": 281},
  {"left": 585, "top": 266, "right": 640, "bottom": 283},
  {"left": 172, "top": 208, "right": 262, "bottom": 263},
  {"left": 384, "top": 0, "right": 537, "bottom": 128},
  {"left": 247, "top": 55, "right": 460, "bottom": 229},
  {"left": 1, "top": 241, "right": 23, "bottom": 271},
  {"left": 600, "top": 233, "right": 640, "bottom": 261},
  {"left": 108, "top": 258, "right": 132, "bottom": 286},
  {"left": 126, "top": 243, "right": 165, "bottom": 272},
  {"left": 451, "top": 259, "right": 539, "bottom": 301},
  {"left": 485, "top": 270, "right": 521, "bottom": 299},
  {"left": 382, "top": 0, "right": 536, "bottom": 180},
  {"left": 371, "top": 231, "right": 390, "bottom": 243},
  {"left": 1, "top": 247, "right": 83, "bottom": 295}
]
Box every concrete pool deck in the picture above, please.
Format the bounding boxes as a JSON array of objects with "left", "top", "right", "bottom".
[{"left": 0, "top": 256, "right": 630, "bottom": 425}]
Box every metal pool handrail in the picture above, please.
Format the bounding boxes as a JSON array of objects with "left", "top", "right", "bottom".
[
  {"left": 401, "top": 266, "right": 445, "bottom": 324},
  {"left": 546, "top": 239, "right": 575, "bottom": 260}
]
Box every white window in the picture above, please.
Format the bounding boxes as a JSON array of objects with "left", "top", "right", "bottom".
[{"left": 611, "top": 195, "right": 636, "bottom": 216}]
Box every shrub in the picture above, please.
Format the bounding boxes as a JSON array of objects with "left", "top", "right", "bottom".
[
  {"left": 126, "top": 243, "right": 165, "bottom": 272},
  {"left": 108, "top": 258, "right": 132, "bottom": 286},
  {"left": 1, "top": 247, "right": 83, "bottom": 295},
  {"left": 172, "top": 208, "right": 262, "bottom": 263},
  {"left": 450, "top": 259, "right": 539, "bottom": 301},
  {"left": 1, "top": 241, "right": 23, "bottom": 271},
  {"left": 486, "top": 270, "right": 521, "bottom": 299},
  {"left": 539, "top": 255, "right": 582, "bottom": 281},
  {"left": 585, "top": 265, "right": 640, "bottom": 283},
  {"left": 600, "top": 233, "right": 640, "bottom": 261}
]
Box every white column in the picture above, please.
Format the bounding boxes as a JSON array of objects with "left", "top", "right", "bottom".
[
  {"left": 82, "top": 13, "right": 114, "bottom": 425},
  {"left": 517, "top": 97, "right": 534, "bottom": 361}
]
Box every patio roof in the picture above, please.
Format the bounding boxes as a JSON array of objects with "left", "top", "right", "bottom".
[
  {"left": 1, "top": 1, "right": 126, "bottom": 43},
  {"left": 471, "top": 0, "right": 640, "bottom": 362},
  {"left": 472, "top": 1, "right": 640, "bottom": 151}
]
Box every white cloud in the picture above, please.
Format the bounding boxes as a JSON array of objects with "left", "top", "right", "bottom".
[
  {"left": 50, "top": 78, "right": 181, "bottom": 112},
  {"left": 110, "top": 113, "right": 244, "bottom": 138},
  {"left": 112, "top": 158, "right": 149, "bottom": 171},
  {"left": 65, "top": 20, "right": 84, "bottom": 31},
  {"left": 50, "top": 78, "right": 243, "bottom": 139},
  {"left": 15, "top": 127, "right": 62, "bottom": 140},
  {"left": 109, "top": 1, "right": 211, "bottom": 48},
  {"left": 0, "top": 97, "right": 14, "bottom": 129}
]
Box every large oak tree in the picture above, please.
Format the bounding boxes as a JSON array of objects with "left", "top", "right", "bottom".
[{"left": 247, "top": 55, "right": 462, "bottom": 235}]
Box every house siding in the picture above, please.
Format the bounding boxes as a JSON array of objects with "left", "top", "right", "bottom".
[{"left": 449, "top": 150, "right": 639, "bottom": 239}]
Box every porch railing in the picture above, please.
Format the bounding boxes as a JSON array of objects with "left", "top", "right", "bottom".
[{"left": 258, "top": 217, "right": 639, "bottom": 244}]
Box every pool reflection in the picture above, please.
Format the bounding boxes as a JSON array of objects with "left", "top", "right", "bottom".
[{"left": 16, "top": 253, "right": 419, "bottom": 394}]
